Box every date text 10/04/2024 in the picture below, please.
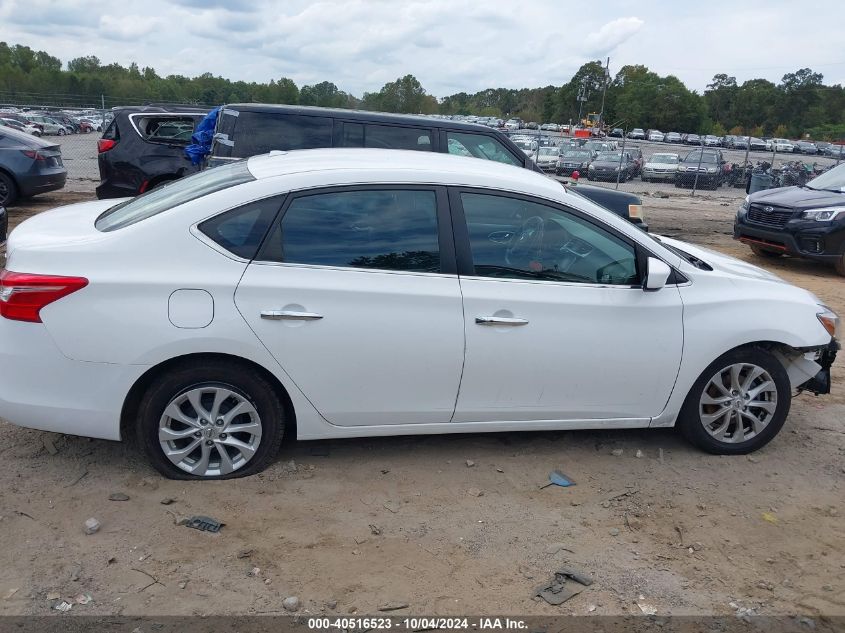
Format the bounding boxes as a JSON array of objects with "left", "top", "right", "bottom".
[{"left": 307, "top": 618, "right": 528, "bottom": 630}]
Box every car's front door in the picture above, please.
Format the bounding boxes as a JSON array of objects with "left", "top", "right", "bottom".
[
  {"left": 234, "top": 186, "right": 465, "bottom": 427},
  {"left": 450, "top": 189, "right": 684, "bottom": 423}
]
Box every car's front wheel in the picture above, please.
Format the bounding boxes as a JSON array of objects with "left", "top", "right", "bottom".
[
  {"left": 136, "top": 360, "right": 285, "bottom": 479},
  {"left": 678, "top": 347, "right": 790, "bottom": 454}
]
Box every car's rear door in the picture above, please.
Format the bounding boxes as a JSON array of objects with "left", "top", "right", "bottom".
[
  {"left": 234, "top": 185, "right": 465, "bottom": 427},
  {"left": 449, "top": 188, "right": 683, "bottom": 423}
]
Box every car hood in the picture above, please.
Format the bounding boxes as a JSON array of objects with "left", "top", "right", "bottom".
[
  {"left": 749, "top": 185, "right": 845, "bottom": 210},
  {"left": 644, "top": 162, "right": 677, "bottom": 169},
  {"left": 656, "top": 235, "right": 791, "bottom": 284},
  {"left": 591, "top": 160, "right": 625, "bottom": 168}
]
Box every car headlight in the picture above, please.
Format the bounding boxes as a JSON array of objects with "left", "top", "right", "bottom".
[
  {"left": 803, "top": 207, "right": 845, "bottom": 222},
  {"left": 817, "top": 306, "right": 840, "bottom": 339},
  {"left": 707, "top": 168, "right": 717, "bottom": 173},
  {"left": 677, "top": 166, "right": 687, "bottom": 171},
  {"left": 588, "top": 164, "right": 595, "bottom": 170},
  {"left": 740, "top": 196, "right": 750, "bottom": 214}
]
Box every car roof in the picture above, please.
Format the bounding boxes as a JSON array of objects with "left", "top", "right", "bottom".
[
  {"left": 224, "top": 103, "right": 497, "bottom": 132},
  {"left": 246, "top": 148, "right": 566, "bottom": 198}
]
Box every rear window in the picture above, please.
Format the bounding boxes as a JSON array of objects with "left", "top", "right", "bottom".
[
  {"left": 218, "top": 111, "right": 333, "bottom": 158},
  {"left": 129, "top": 114, "right": 201, "bottom": 145},
  {"left": 95, "top": 161, "right": 255, "bottom": 232}
]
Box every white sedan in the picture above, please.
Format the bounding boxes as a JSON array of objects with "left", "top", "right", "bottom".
[{"left": 0, "top": 149, "right": 838, "bottom": 479}]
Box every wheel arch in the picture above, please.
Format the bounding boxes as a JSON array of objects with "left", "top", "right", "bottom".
[{"left": 119, "top": 352, "right": 297, "bottom": 442}]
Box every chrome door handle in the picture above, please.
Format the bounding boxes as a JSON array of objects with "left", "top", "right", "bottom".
[
  {"left": 261, "top": 310, "right": 323, "bottom": 321},
  {"left": 475, "top": 316, "right": 529, "bottom": 326}
]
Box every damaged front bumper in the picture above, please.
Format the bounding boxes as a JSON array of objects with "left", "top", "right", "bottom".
[{"left": 797, "top": 340, "right": 839, "bottom": 395}]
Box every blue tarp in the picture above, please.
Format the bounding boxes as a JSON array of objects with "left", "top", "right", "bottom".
[{"left": 184, "top": 106, "right": 221, "bottom": 165}]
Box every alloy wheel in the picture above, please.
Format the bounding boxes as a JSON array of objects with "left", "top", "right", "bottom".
[
  {"left": 158, "top": 384, "right": 263, "bottom": 477},
  {"left": 699, "top": 363, "right": 777, "bottom": 443}
]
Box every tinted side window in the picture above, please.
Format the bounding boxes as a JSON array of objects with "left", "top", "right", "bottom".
[
  {"left": 231, "top": 113, "right": 333, "bottom": 157},
  {"left": 259, "top": 190, "right": 440, "bottom": 273},
  {"left": 364, "top": 125, "right": 432, "bottom": 151},
  {"left": 341, "top": 122, "right": 364, "bottom": 147},
  {"left": 198, "top": 196, "right": 283, "bottom": 259},
  {"left": 460, "top": 192, "right": 638, "bottom": 285},
  {"left": 446, "top": 132, "right": 521, "bottom": 166}
]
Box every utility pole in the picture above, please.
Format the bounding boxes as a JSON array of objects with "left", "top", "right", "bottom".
[
  {"left": 576, "top": 77, "right": 588, "bottom": 127},
  {"left": 597, "top": 57, "right": 610, "bottom": 135}
]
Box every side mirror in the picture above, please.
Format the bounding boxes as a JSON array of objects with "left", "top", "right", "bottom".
[{"left": 644, "top": 257, "right": 671, "bottom": 291}]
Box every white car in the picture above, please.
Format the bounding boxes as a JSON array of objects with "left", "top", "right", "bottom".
[
  {"left": 772, "top": 138, "right": 795, "bottom": 152},
  {"left": 504, "top": 119, "right": 522, "bottom": 130},
  {"left": 641, "top": 153, "right": 680, "bottom": 182},
  {"left": 0, "top": 150, "right": 838, "bottom": 479},
  {"left": 534, "top": 146, "right": 560, "bottom": 172},
  {"left": 647, "top": 130, "right": 664, "bottom": 142}
]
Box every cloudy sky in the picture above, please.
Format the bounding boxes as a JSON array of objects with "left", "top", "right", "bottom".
[{"left": 2, "top": 0, "right": 844, "bottom": 97}]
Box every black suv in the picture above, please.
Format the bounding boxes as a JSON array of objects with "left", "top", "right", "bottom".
[
  {"left": 206, "top": 104, "right": 647, "bottom": 229},
  {"left": 734, "top": 163, "right": 845, "bottom": 275},
  {"left": 96, "top": 105, "right": 208, "bottom": 199}
]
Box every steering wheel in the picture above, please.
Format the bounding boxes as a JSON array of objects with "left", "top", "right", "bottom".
[{"left": 505, "top": 216, "right": 545, "bottom": 267}]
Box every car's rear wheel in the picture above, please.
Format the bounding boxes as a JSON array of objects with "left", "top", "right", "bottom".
[
  {"left": 0, "top": 172, "right": 17, "bottom": 206},
  {"left": 677, "top": 347, "right": 790, "bottom": 454},
  {"left": 750, "top": 244, "right": 783, "bottom": 258},
  {"left": 136, "top": 360, "right": 285, "bottom": 479}
]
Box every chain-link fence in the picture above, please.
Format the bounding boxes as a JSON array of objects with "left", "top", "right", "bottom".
[
  {"left": 2, "top": 95, "right": 843, "bottom": 200},
  {"left": 503, "top": 127, "right": 843, "bottom": 202}
]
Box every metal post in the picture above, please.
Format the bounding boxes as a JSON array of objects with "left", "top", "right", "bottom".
[
  {"left": 101, "top": 94, "right": 105, "bottom": 130},
  {"left": 597, "top": 57, "right": 610, "bottom": 135},
  {"left": 616, "top": 134, "right": 627, "bottom": 189},
  {"left": 691, "top": 136, "right": 704, "bottom": 196}
]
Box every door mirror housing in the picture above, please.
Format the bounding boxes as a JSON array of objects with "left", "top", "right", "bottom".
[{"left": 644, "top": 257, "right": 672, "bottom": 291}]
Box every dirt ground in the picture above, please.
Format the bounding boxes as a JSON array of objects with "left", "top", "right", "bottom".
[{"left": 0, "top": 190, "right": 842, "bottom": 618}]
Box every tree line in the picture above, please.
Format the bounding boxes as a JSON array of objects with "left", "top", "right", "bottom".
[{"left": 1, "top": 42, "right": 843, "bottom": 140}]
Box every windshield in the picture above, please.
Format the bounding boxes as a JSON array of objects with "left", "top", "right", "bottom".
[
  {"left": 538, "top": 147, "right": 558, "bottom": 156},
  {"left": 684, "top": 152, "right": 717, "bottom": 163},
  {"left": 95, "top": 161, "right": 255, "bottom": 231},
  {"left": 563, "top": 150, "right": 590, "bottom": 159},
  {"left": 650, "top": 154, "right": 678, "bottom": 164},
  {"left": 806, "top": 162, "right": 845, "bottom": 192},
  {"left": 596, "top": 152, "right": 623, "bottom": 161}
]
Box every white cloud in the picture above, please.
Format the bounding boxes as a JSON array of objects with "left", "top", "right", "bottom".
[
  {"left": 583, "top": 17, "right": 645, "bottom": 57},
  {"left": 1, "top": 1, "right": 842, "bottom": 97}
]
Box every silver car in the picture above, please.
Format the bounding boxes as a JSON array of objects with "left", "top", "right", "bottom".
[{"left": 642, "top": 153, "right": 680, "bottom": 182}]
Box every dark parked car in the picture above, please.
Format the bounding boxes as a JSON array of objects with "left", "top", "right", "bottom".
[
  {"left": 794, "top": 141, "right": 818, "bottom": 155},
  {"left": 824, "top": 144, "right": 845, "bottom": 159},
  {"left": 555, "top": 149, "right": 594, "bottom": 176},
  {"left": 749, "top": 137, "right": 767, "bottom": 151},
  {"left": 675, "top": 149, "right": 724, "bottom": 189},
  {"left": 608, "top": 127, "right": 624, "bottom": 138},
  {"left": 684, "top": 133, "right": 702, "bottom": 145},
  {"left": 0, "top": 125, "right": 67, "bottom": 206},
  {"left": 96, "top": 105, "right": 208, "bottom": 199},
  {"left": 735, "top": 162, "right": 845, "bottom": 276},
  {"left": 0, "top": 204, "right": 7, "bottom": 244},
  {"left": 206, "top": 104, "right": 647, "bottom": 228},
  {"left": 587, "top": 151, "right": 636, "bottom": 182}
]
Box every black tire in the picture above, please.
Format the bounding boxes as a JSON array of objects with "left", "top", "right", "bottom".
[
  {"left": 750, "top": 244, "right": 783, "bottom": 258},
  {"left": 136, "top": 359, "right": 285, "bottom": 479},
  {"left": 58, "top": 128, "right": 66, "bottom": 136},
  {"left": 0, "top": 171, "right": 17, "bottom": 206},
  {"left": 677, "top": 347, "right": 791, "bottom": 454},
  {"left": 835, "top": 253, "right": 845, "bottom": 277}
]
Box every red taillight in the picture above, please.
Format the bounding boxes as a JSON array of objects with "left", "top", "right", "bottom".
[
  {"left": 97, "top": 139, "right": 116, "bottom": 153},
  {"left": 0, "top": 270, "right": 88, "bottom": 323},
  {"left": 20, "top": 150, "right": 45, "bottom": 161}
]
